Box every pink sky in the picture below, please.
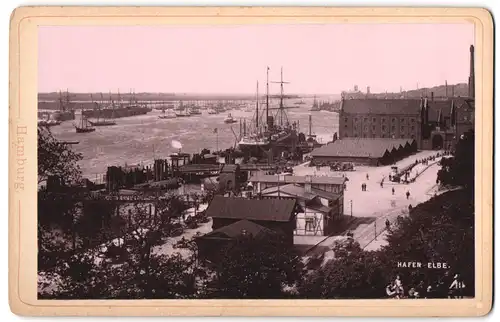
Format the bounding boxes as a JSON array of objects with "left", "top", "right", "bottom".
[{"left": 38, "top": 23, "right": 474, "bottom": 94}]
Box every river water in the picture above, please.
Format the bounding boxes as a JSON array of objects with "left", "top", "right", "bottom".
[{"left": 50, "top": 106, "right": 339, "bottom": 179}]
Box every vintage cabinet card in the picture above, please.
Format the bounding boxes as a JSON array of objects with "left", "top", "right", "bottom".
[{"left": 9, "top": 6, "right": 493, "bottom": 316}]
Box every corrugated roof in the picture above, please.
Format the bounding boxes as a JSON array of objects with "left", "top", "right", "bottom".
[
  {"left": 248, "top": 174, "right": 346, "bottom": 185},
  {"left": 310, "top": 138, "right": 414, "bottom": 159},
  {"left": 202, "top": 219, "right": 276, "bottom": 240},
  {"left": 260, "top": 184, "right": 341, "bottom": 201},
  {"left": 205, "top": 196, "right": 297, "bottom": 222},
  {"left": 342, "top": 99, "right": 422, "bottom": 115},
  {"left": 261, "top": 184, "right": 316, "bottom": 201}
]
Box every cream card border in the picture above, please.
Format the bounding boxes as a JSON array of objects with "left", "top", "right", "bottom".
[{"left": 8, "top": 6, "right": 494, "bottom": 316}]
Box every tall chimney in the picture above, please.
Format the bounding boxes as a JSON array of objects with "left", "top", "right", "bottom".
[
  {"left": 468, "top": 45, "right": 475, "bottom": 99},
  {"left": 431, "top": 92, "right": 434, "bottom": 102},
  {"left": 445, "top": 80, "right": 448, "bottom": 98}
]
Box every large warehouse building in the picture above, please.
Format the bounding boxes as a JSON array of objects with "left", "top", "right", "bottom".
[
  {"left": 337, "top": 45, "right": 475, "bottom": 150},
  {"left": 310, "top": 138, "right": 417, "bottom": 166}
]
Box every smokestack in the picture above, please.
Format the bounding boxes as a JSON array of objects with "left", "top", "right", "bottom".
[
  {"left": 468, "top": 45, "right": 475, "bottom": 99},
  {"left": 445, "top": 80, "right": 448, "bottom": 98},
  {"left": 431, "top": 92, "right": 434, "bottom": 102}
]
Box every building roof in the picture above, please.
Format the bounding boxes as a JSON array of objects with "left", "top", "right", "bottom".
[
  {"left": 205, "top": 196, "right": 297, "bottom": 222},
  {"left": 342, "top": 99, "right": 422, "bottom": 115},
  {"left": 220, "top": 164, "right": 240, "bottom": 173},
  {"left": 260, "top": 184, "right": 341, "bottom": 201},
  {"left": 311, "top": 138, "right": 415, "bottom": 159},
  {"left": 201, "top": 219, "right": 276, "bottom": 240},
  {"left": 427, "top": 100, "right": 452, "bottom": 121},
  {"left": 248, "top": 174, "right": 346, "bottom": 186}
]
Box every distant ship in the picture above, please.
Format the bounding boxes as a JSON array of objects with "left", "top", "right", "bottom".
[
  {"left": 207, "top": 108, "right": 218, "bottom": 115},
  {"left": 88, "top": 99, "right": 117, "bottom": 126},
  {"left": 37, "top": 91, "right": 76, "bottom": 121},
  {"left": 38, "top": 117, "right": 61, "bottom": 128},
  {"left": 189, "top": 106, "right": 202, "bottom": 115},
  {"left": 158, "top": 109, "right": 177, "bottom": 119},
  {"left": 238, "top": 67, "right": 299, "bottom": 159},
  {"left": 310, "top": 96, "right": 320, "bottom": 111},
  {"left": 74, "top": 112, "right": 96, "bottom": 133},
  {"left": 82, "top": 91, "right": 151, "bottom": 119},
  {"left": 224, "top": 113, "right": 238, "bottom": 124},
  {"left": 154, "top": 101, "right": 175, "bottom": 111}
]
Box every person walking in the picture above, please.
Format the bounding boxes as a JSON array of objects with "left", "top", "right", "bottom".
[
  {"left": 366, "top": 173, "right": 369, "bottom": 180},
  {"left": 385, "top": 219, "right": 391, "bottom": 230},
  {"left": 392, "top": 187, "right": 395, "bottom": 195},
  {"left": 406, "top": 191, "right": 410, "bottom": 199}
]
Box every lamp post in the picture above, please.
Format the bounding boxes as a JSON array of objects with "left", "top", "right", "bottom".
[
  {"left": 350, "top": 200, "right": 353, "bottom": 218},
  {"left": 374, "top": 221, "right": 377, "bottom": 240}
]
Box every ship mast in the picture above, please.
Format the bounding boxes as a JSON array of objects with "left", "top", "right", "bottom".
[
  {"left": 256, "top": 81, "right": 259, "bottom": 132},
  {"left": 266, "top": 66, "right": 270, "bottom": 130},
  {"left": 271, "top": 66, "right": 290, "bottom": 127}
]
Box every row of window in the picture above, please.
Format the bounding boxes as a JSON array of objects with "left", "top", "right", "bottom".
[
  {"left": 345, "top": 117, "right": 417, "bottom": 124},
  {"left": 345, "top": 133, "right": 416, "bottom": 139},
  {"left": 346, "top": 124, "right": 416, "bottom": 132}
]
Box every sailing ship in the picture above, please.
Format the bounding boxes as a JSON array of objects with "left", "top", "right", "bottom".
[
  {"left": 74, "top": 112, "right": 96, "bottom": 133},
  {"left": 174, "top": 101, "right": 192, "bottom": 117},
  {"left": 237, "top": 67, "right": 298, "bottom": 159},
  {"left": 88, "top": 93, "right": 117, "bottom": 126},
  {"left": 52, "top": 90, "right": 76, "bottom": 121},
  {"left": 310, "top": 96, "right": 320, "bottom": 111},
  {"left": 82, "top": 90, "right": 152, "bottom": 119},
  {"left": 224, "top": 113, "right": 238, "bottom": 124}
]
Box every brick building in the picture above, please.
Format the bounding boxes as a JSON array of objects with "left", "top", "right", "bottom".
[
  {"left": 338, "top": 45, "right": 475, "bottom": 151},
  {"left": 338, "top": 98, "right": 423, "bottom": 143}
]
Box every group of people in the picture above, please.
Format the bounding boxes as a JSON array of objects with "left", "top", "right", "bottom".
[{"left": 386, "top": 272, "right": 467, "bottom": 299}]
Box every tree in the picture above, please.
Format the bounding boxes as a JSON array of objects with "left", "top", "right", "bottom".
[
  {"left": 299, "top": 239, "right": 386, "bottom": 299},
  {"left": 38, "top": 126, "right": 83, "bottom": 185},
  {"left": 206, "top": 234, "right": 304, "bottom": 299},
  {"left": 437, "top": 129, "right": 474, "bottom": 189},
  {"left": 39, "top": 200, "right": 200, "bottom": 299},
  {"left": 380, "top": 189, "right": 475, "bottom": 297}
]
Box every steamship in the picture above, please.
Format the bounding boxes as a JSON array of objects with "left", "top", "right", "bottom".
[{"left": 237, "top": 67, "right": 299, "bottom": 159}]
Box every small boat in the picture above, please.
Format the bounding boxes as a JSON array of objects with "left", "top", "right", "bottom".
[
  {"left": 74, "top": 113, "right": 96, "bottom": 133},
  {"left": 224, "top": 113, "right": 238, "bottom": 124},
  {"left": 189, "top": 107, "right": 202, "bottom": 115},
  {"left": 88, "top": 119, "right": 116, "bottom": 126},
  {"left": 158, "top": 109, "right": 177, "bottom": 119},
  {"left": 175, "top": 109, "right": 191, "bottom": 117},
  {"left": 38, "top": 115, "right": 62, "bottom": 127},
  {"left": 207, "top": 109, "right": 218, "bottom": 115}
]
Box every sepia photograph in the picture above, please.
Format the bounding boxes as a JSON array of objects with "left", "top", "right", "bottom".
[{"left": 34, "top": 21, "right": 478, "bottom": 301}]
